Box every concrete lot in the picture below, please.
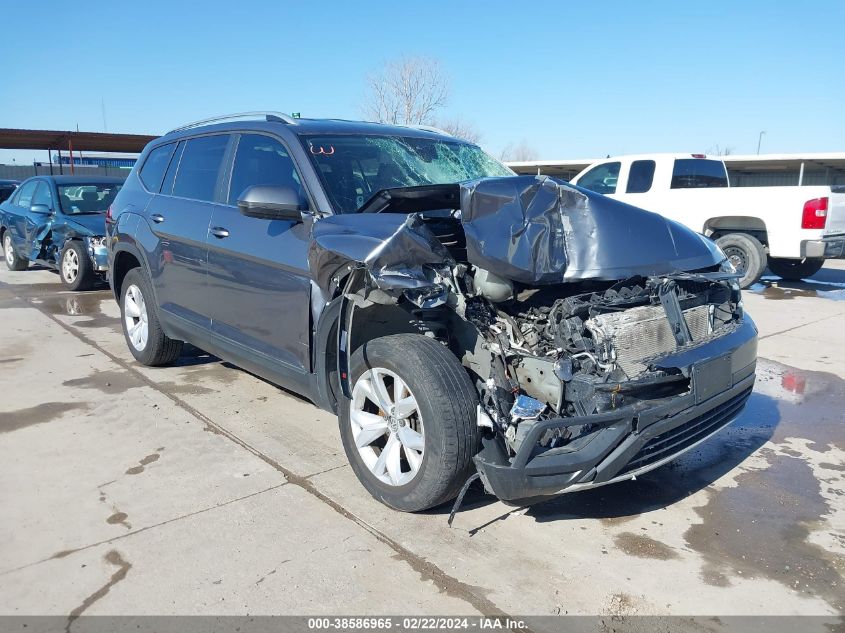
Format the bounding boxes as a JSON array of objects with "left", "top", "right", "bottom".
[{"left": 0, "top": 262, "right": 843, "bottom": 624}]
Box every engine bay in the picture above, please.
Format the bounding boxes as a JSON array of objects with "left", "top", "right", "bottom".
[{"left": 448, "top": 263, "right": 743, "bottom": 456}]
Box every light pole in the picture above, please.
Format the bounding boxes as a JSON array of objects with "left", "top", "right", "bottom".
[{"left": 757, "top": 130, "right": 766, "bottom": 155}]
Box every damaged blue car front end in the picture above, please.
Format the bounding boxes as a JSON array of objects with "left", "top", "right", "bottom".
[{"left": 0, "top": 177, "right": 121, "bottom": 287}]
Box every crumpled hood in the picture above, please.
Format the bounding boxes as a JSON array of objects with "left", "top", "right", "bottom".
[
  {"left": 308, "top": 175, "right": 723, "bottom": 293},
  {"left": 63, "top": 213, "right": 106, "bottom": 237},
  {"left": 461, "top": 176, "right": 723, "bottom": 283}
]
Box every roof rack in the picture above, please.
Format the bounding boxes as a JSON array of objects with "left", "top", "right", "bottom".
[
  {"left": 410, "top": 124, "right": 452, "bottom": 137},
  {"left": 392, "top": 123, "right": 453, "bottom": 137},
  {"left": 167, "top": 111, "right": 298, "bottom": 134}
]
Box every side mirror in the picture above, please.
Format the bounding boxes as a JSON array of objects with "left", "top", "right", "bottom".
[
  {"left": 237, "top": 185, "right": 308, "bottom": 222},
  {"left": 30, "top": 204, "right": 51, "bottom": 216}
]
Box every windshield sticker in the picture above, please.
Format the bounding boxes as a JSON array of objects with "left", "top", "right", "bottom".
[{"left": 310, "top": 144, "right": 335, "bottom": 156}]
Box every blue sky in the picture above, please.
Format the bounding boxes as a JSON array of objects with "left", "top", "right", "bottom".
[{"left": 1, "top": 0, "right": 843, "bottom": 163}]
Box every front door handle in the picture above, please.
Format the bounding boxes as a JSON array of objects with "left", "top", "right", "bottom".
[
  {"left": 209, "top": 226, "right": 230, "bottom": 239},
  {"left": 150, "top": 214, "right": 165, "bottom": 224}
]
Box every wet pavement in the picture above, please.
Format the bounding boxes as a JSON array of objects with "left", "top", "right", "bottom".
[{"left": 0, "top": 262, "right": 843, "bottom": 624}]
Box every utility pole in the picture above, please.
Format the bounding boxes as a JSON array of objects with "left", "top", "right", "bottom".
[
  {"left": 101, "top": 97, "right": 108, "bottom": 132},
  {"left": 757, "top": 130, "right": 766, "bottom": 155}
]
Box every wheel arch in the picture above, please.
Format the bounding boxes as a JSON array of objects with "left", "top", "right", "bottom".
[
  {"left": 110, "top": 244, "right": 147, "bottom": 301},
  {"left": 313, "top": 295, "right": 428, "bottom": 414},
  {"left": 703, "top": 216, "right": 769, "bottom": 246}
]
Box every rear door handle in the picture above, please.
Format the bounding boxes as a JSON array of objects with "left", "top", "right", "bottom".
[
  {"left": 150, "top": 214, "right": 165, "bottom": 224},
  {"left": 209, "top": 226, "right": 230, "bottom": 239}
]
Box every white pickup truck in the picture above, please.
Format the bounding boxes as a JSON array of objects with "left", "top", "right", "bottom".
[{"left": 570, "top": 154, "right": 845, "bottom": 287}]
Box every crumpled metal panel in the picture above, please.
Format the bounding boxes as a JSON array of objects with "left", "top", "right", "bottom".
[
  {"left": 309, "top": 175, "right": 724, "bottom": 295},
  {"left": 29, "top": 218, "right": 53, "bottom": 260},
  {"left": 460, "top": 175, "right": 723, "bottom": 283},
  {"left": 460, "top": 176, "right": 569, "bottom": 284},
  {"left": 308, "top": 212, "right": 453, "bottom": 294}
]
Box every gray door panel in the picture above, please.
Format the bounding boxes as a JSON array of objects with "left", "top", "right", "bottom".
[{"left": 206, "top": 205, "right": 311, "bottom": 372}]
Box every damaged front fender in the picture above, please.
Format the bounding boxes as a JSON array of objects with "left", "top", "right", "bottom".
[{"left": 308, "top": 212, "right": 454, "bottom": 296}]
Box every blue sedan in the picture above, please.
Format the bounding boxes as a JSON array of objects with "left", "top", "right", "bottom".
[{"left": 0, "top": 176, "right": 123, "bottom": 290}]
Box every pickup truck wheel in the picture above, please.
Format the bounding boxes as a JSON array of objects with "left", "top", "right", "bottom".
[
  {"left": 338, "top": 334, "right": 480, "bottom": 512},
  {"left": 3, "top": 233, "right": 28, "bottom": 271},
  {"left": 767, "top": 257, "right": 824, "bottom": 281},
  {"left": 60, "top": 241, "right": 95, "bottom": 291},
  {"left": 120, "top": 267, "right": 183, "bottom": 366},
  {"left": 716, "top": 233, "right": 766, "bottom": 288}
]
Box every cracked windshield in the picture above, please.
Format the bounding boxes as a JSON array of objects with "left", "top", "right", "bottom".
[{"left": 302, "top": 134, "right": 512, "bottom": 213}]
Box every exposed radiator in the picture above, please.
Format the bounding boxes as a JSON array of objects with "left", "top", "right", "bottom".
[{"left": 586, "top": 304, "right": 712, "bottom": 377}]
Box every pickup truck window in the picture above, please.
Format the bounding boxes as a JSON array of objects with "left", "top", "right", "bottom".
[
  {"left": 626, "top": 160, "right": 655, "bottom": 193},
  {"left": 671, "top": 159, "right": 728, "bottom": 189},
  {"left": 578, "top": 162, "right": 620, "bottom": 195}
]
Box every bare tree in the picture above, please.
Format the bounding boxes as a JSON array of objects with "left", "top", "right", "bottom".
[
  {"left": 363, "top": 56, "right": 449, "bottom": 125},
  {"left": 436, "top": 117, "right": 482, "bottom": 144},
  {"left": 708, "top": 144, "right": 735, "bottom": 156},
  {"left": 499, "top": 140, "right": 539, "bottom": 162}
]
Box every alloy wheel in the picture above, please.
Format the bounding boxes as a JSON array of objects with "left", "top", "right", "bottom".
[
  {"left": 123, "top": 284, "right": 149, "bottom": 351},
  {"left": 350, "top": 367, "right": 425, "bottom": 486},
  {"left": 4, "top": 235, "right": 13, "bottom": 266},
  {"left": 62, "top": 248, "right": 79, "bottom": 283}
]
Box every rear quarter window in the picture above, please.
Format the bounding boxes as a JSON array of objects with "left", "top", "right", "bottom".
[
  {"left": 139, "top": 143, "right": 176, "bottom": 192},
  {"left": 671, "top": 159, "right": 728, "bottom": 189}
]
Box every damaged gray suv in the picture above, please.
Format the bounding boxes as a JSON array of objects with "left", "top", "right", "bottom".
[{"left": 107, "top": 113, "right": 757, "bottom": 512}]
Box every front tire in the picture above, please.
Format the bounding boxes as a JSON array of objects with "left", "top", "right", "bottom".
[
  {"left": 338, "top": 334, "right": 480, "bottom": 512},
  {"left": 60, "top": 241, "right": 95, "bottom": 290},
  {"left": 120, "top": 267, "right": 183, "bottom": 366},
  {"left": 716, "top": 233, "right": 766, "bottom": 288},
  {"left": 767, "top": 256, "right": 824, "bottom": 281},
  {"left": 3, "top": 232, "right": 28, "bottom": 271}
]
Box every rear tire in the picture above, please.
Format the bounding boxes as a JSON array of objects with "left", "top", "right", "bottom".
[
  {"left": 120, "top": 267, "right": 183, "bottom": 366},
  {"left": 3, "top": 232, "right": 28, "bottom": 271},
  {"left": 767, "top": 256, "right": 824, "bottom": 281},
  {"left": 59, "top": 241, "right": 95, "bottom": 291},
  {"left": 338, "top": 334, "right": 480, "bottom": 512},
  {"left": 716, "top": 233, "right": 766, "bottom": 288}
]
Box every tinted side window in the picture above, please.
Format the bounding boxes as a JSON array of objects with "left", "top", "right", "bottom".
[
  {"left": 671, "top": 159, "right": 728, "bottom": 189},
  {"left": 139, "top": 143, "right": 176, "bottom": 192},
  {"left": 578, "top": 162, "right": 621, "bottom": 195},
  {"left": 161, "top": 141, "right": 185, "bottom": 195},
  {"left": 626, "top": 160, "right": 656, "bottom": 193},
  {"left": 16, "top": 181, "right": 37, "bottom": 208},
  {"left": 32, "top": 181, "right": 54, "bottom": 208},
  {"left": 172, "top": 135, "right": 229, "bottom": 202},
  {"left": 227, "top": 134, "right": 302, "bottom": 205}
]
